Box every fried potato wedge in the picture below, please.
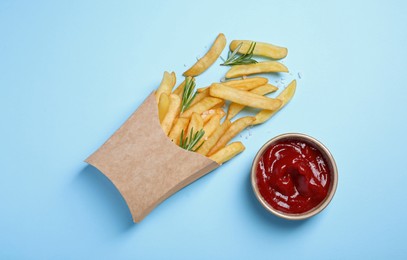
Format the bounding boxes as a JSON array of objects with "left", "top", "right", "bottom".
[
  {"left": 168, "top": 118, "right": 189, "bottom": 145},
  {"left": 253, "top": 80, "right": 296, "bottom": 125},
  {"left": 230, "top": 40, "right": 288, "bottom": 60},
  {"left": 209, "top": 84, "right": 282, "bottom": 111},
  {"left": 226, "top": 84, "right": 278, "bottom": 120},
  {"left": 196, "top": 120, "right": 231, "bottom": 156},
  {"left": 181, "top": 96, "right": 223, "bottom": 118},
  {"left": 155, "top": 71, "right": 176, "bottom": 102},
  {"left": 161, "top": 94, "right": 181, "bottom": 135},
  {"left": 225, "top": 61, "right": 288, "bottom": 78},
  {"left": 158, "top": 93, "right": 170, "bottom": 123},
  {"left": 209, "top": 142, "right": 245, "bottom": 164},
  {"left": 183, "top": 33, "right": 227, "bottom": 77},
  {"left": 208, "top": 116, "right": 255, "bottom": 156}
]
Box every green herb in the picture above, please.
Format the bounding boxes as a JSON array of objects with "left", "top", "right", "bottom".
[
  {"left": 181, "top": 77, "right": 196, "bottom": 113},
  {"left": 221, "top": 42, "right": 258, "bottom": 66},
  {"left": 179, "top": 128, "right": 205, "bottom": 151}
]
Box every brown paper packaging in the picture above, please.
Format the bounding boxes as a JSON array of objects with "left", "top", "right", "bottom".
[{"left": 85, "top": 93, "right": 219, "bottom": 223}]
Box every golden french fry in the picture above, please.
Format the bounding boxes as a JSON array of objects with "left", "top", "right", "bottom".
[
  {"left": 190, "top": 88, "right": 209, "bottom": 107},
  {"left": 215, "top": 108, "right": 226, "bottom": 119},
  {"left": 201, "top": 109, "right": 216, "bottom": 123},
  {"left": 201, "top": 108, "right": 225, "bottom": 123},
  {"left": 155, "top": 71, "right": 176, "bottom": 102},
  {"left": 203, "top": 114, "right": 222, "bottom": 139},
  {"left": 183, "top": 113, "right": 204, "bottom": 149},
  {"left": 225, "top": 61, "right": 288, "bottom": 78},
  {"left": 212, "top": 99, "right": 225, "bottom": 109},
  {"left": 249, "top": 84, "right": 278, "bottom": 95},
  {"left": 209, "top": 84, "right": 281, "bottom": 111},
  {"left": 197, "top": 87, "right": 209, "bottom": 93},
  {"left": 168, "top": 118, "right": 189, "bottom": 145},
  {"left": 209, "top": 142, "right": 245, "bottom": 164},
  {"left": 173, "top": 79, "right": 185, "bottom": 97},
  {"left": 208, "top": 116, "right": 254, "bottom": 156},
  {"left": 230, "top": 40, "right": 288, "bottom": 60},
  {"left": 196, "top": 120, "right": 231, "bottom": 156},
  {"left": 183, "top": 33, "right": 227, "bottom": 77},
  {"left": 158, "top": 93, "right": 170, "bottom": 123},
  {"left": 196, "top": 114, "right": 222, "bottom": 148},
  {"left": 197, "top": 77, "right": 268, "bottom": 93},
  {"left": 222, "top": 77, "right": 268, "bottom": 91},
  {"left": 186, "top": 112, "right": 204, "bottom": 136},
  {"left": 161, "top": 94, "right": 181, "bottom": 135},
  {"left": 226, "top": 84, "right": 278, "bottom": 120},
  {"left": 181, "top": 97, "right": 223, "bottom": 118},
  {"left": 253, "top": 80, "right": 296, "bottom": 125}
]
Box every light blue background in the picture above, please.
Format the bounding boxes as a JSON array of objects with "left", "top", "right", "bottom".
[{"left": 1, "top": 0, "right": 406, "bottom": 259}]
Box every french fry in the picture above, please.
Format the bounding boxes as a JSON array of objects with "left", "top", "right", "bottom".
[
  {"left": 173, "top": 79, "right": 186, "bottom": 97},
  {"left": 209, "top": 142, "right": 245, "bottom": 164},
  {"left": 197, "top": 77, "right": 268, "bottom": 93},
  {"left": 161, "top": 94, "right": 181, "bottom": 135},
  {"left": 203, "top": 114, "right": 222, "bottom": 139},
  {"left": 196, "top": 120, "right": 231, "bottom": 156},
  {"left": 230, "top": 40, "right": 288, "bottom": 60},
  {"left": 183, "top": 33, "right": 227, "bottom": 77},
  {"left": 168, "top": 118, "right": 189, "bottom": 145},
  {"left": 226, "top": 84, "right": 278, "bottom": 120},
  {"left": 183, "top": 113, "right": 204, "bottom": 149},
  {"left": 215, "top": 108, "right": 226, "bottom": 119},
  {"left": 201, "top": 109, "right": 216, "bottom": 123},
  {"left": 186, "top": 112, "right": 204, "bottom": 138},
  {"left": 212, "top": 99, "right": 225, "bottom": 109},
  {"left": 197, "top": 87, "right": 208, "bottom": 93},
  {"left": 190, "top": 88, "right": 210, "bottom": 107},
  {"left": 155, "top": 71, "right": 176, "bottom": 102},
  {"left": 209, "top": 84, "right": 282, "bottom": 111},
  {"left": 196, "top": 114, "right": 222, "bottom": 148},
  {"left": 208, "top": 116, "right": 255, "bottom": 156},
  {"left": 201, "top": 108, "right": 225, "bottom": 124},
  {"left": 158, "top": 93, "right": 170, "bottom": 123},
  {"left": 225, "top": 61, "right": 288, "bottom": 78},
  {"left": 222, "top": 77, "right": 268, "bottom": 91},
  {"left": 181, "top": 97, "right": 223, "bottom": 118},
  {"left": 253, "top": 80, "right": 296, "bottom": 125}
]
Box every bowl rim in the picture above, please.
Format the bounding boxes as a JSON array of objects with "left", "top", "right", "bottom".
[{"left": 251, "top": 133, "right": 338, "bottom": 220}]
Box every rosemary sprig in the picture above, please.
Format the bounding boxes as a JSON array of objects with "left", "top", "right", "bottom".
[
  {"left": 181, "top": 76, "right": 196, "bottom": 113},
  {"left": 179, "top": 128, "right": 205, "bottom": 151},
  {"left": 221, "top": 42, "right": 258, "bottom": 66}
]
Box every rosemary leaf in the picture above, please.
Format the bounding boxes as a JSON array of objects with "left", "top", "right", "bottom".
[
  {"left": 179, "top": 128, "right": 205, "bottom": 151},
  {"left": 181, "top": 76, "right": 197, "bottom": 113},
  {"left": 220, "top": 42, "right": 258, "bottom": 66}
]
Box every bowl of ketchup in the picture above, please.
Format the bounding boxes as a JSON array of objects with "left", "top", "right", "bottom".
[{"left": 251, "top": 133, "right": 338, "bottom": 220}]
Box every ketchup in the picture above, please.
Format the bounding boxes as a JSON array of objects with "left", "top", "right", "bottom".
[{"left": 256, "top": 139, "right": 331, "bottom": 214}]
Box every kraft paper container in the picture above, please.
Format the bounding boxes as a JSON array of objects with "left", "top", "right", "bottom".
[{"left": 86, "top": 93, "right": 219, "bottom": 223}]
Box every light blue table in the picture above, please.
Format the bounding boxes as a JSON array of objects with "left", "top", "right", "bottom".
[{"left": 1, "top": 0, "right": 406, "bottom": 259}]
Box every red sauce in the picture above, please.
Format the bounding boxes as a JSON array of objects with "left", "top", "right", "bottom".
[{"left": 256, "top": 139, "right": 331, "bottom": 214}]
